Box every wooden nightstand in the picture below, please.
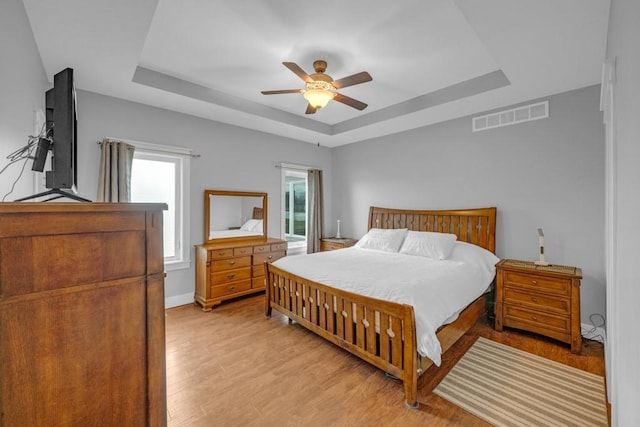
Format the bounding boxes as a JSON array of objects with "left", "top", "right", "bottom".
[
  {"left": 495, "top": 259, "right": 582, "bottom": 354},
  {"left": 320, "top": 237, "right": 357, "bottom": 252}
]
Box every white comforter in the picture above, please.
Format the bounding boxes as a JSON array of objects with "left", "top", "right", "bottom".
[{"left": 272, "top": 243, "right": 499, "bottom": 365}]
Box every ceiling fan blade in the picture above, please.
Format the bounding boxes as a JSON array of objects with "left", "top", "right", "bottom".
[
  {"left": 332, "top": 71, "right": 372, "bottom": 89},
  {"left": 334, "top": 93, "right": 368, "bottom": 110},
  {"left": 305, "top": 104, "right": 317, "bottom": 114},
  {"left": 283, "top": 62, "right": 314, "bottom": 83},
  {"left": 261, "top": 89, "right": 303, "bottom": 95}
]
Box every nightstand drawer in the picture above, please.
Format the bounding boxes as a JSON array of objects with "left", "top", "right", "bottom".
[
  {"left": 503, "top": 287, "right": 570, "bottom": 315},
  {"left": 321, "top": 241, "right": 344, "bottom": 251},
  {"left": 320, "top": 238, "right": 357, "bottom": 252},
  {"left": 504, "top": 305, "right": 570, "bottom": 333},
  {"left": 504, "top": 271, "right": 571, "bottom": 296}
]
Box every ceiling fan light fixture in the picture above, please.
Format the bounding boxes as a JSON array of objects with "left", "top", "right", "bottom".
[
  {"left": 303, "top": 89, "right": 335, "bottom": 108},
  {"left": 303, "top": 80, "right": 336, "bottom": 108}
]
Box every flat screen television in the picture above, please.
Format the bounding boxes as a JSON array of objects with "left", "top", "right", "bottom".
[{"left": 18, "top": 67, "right": 90, "bottom": 202}]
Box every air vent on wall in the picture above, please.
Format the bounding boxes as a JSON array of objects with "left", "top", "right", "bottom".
[{"left": 472, "top": 101, "right": 549, "bottom": 132}]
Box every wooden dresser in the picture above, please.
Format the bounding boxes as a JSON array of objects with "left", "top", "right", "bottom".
[
  {"left": 495, "top": 259, "right": 582, "bottom": 354},
  {"left": 0, "top": 202, "right": 167, "bottom": 426},
  {"left": 320, "top": 237, "right": 357, "bottom": 251},
  {"left": 195, "top": 238, "right": 287, "bottom": 310}
]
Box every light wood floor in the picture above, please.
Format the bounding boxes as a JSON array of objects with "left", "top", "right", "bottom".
[{"left": 165, "top": 295, "right": 605, "bottom": 427}]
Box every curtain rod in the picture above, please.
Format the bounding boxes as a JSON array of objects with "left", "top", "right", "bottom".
[
  {"left": 97, "top": 139, "right": 200, "bottom": 158},
  {"left": 275, "top": 162, "right": 315, "bottom": 171}
]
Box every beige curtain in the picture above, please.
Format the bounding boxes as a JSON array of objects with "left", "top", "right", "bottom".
[
  {"left": 307, "top": 169, "right": 324, "bottom": 253},
  {"left": 96, "top": 139, "right": 135, "bottom": 202}
]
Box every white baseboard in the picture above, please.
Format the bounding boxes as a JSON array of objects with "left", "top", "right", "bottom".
[
  {"left": 165, "top": 292, "right": 194, "bottom": 309},
  {"left": 581, "top": 323, "right": 606, "bottom": 343}
]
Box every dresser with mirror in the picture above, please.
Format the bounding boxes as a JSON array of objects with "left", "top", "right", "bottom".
[{"left": 195, "top": 190, "right": 287, "bottom": 310}]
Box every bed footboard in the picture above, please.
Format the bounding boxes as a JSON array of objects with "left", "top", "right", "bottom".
[{"left": 265, "top": 262, "right": 420, "bottom": 408}]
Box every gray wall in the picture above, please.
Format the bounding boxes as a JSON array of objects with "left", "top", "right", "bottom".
[
  {"left": 604, "top": 0, "right": 640, "bottom": 424},
  {"left": 0, "top": 0, "right": 48, "bottom": 200},
  {"left": 332, "top": 86, "right": 605, "bottom": 324},
  {"left": 75, "top": 90, "right": 333, "bottom": 300}
]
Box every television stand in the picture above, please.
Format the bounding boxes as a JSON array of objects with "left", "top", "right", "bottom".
[{"left": 15, "top": 188, "right": 92, "bottom": 203}]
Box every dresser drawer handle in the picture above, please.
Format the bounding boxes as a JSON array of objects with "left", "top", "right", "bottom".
[
  {"left": 228, "top": 285, "right": 236, "bottom": 291},
  {"left": 267, "top": 255, "right": 273, "bottom": 259},
  {"left": 531, "top": 297, "right": 538, "bottom": 303},
  {"left": 219, "top": 251, "right": 226, "bottom": 256},
  {"left": 258, "top": 247, "right": 265, "bottom": 252},
  {"left": 239, "top": 249, "right": 246, "bottom": 253},
  {"left": 531, "top": 315, "right": 538, "bottom": 321},
  {"left": 228, "top": 261, "right": 236, "bottom": 266},
  {"left": 227, "top": 274, "right": 235, "bottom": 279},
  {"left": 531, "top": 280, "right": 538, "bottom": 284}
]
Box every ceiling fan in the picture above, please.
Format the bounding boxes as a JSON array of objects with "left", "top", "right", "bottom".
[{"left": 261, "top": 60, "right": 372, "bottom": 114}]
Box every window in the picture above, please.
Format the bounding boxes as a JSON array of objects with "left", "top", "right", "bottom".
[
  {"left": 129, "top": 140, "right": 191, "bottom": 271},
  {"left": 281, "top": 168, "right": 308, "bottom": 251}
]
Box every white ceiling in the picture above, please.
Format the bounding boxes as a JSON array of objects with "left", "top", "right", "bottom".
[{"left": 22, "top": 0, "right": 610, "bottom": 147}]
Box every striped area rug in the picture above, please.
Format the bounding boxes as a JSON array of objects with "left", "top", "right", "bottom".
[{"left": 433, "top": 337, "right": 608, "bottom": 427}]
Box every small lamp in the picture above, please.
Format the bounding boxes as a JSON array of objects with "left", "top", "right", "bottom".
[{"left": 535, "top": 228, "right": 549, "bottom": 266}]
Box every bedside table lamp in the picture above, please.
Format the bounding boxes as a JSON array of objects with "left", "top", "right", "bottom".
[{"left": 535, "top": 228, "right": 549, "bottom": 266}]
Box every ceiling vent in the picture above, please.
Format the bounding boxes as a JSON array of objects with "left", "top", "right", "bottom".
[{"left": 472, "top": 101, "right": 548, "bottom": 132}]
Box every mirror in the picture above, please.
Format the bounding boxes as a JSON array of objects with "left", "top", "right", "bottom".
[{"left": 204, "top": 190, "right": 268, "bottom": 244}]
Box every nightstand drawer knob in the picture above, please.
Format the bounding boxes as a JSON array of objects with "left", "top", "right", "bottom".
[
  {"left": 531, "top": 280, "right": 538, "bottom": 284},
  {"left": 532, "top": 297, "right": 538, "bottom": 303},
  {"left": 532, "top": 315, "right": 538, "bottom": 321}
]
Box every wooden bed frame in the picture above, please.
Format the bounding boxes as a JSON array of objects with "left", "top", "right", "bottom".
[{"left": 265, "top": 206, "right": 497, "bottom": 408}]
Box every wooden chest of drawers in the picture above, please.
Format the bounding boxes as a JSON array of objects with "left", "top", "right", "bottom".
[
  {"left": 0, "top": 203, "right": 167, "bottom": 425},
  {"left": 495, "top": 259, "right": 582, "bottom": 353},
  {"left": 195, "top": 238, "right": 287, "bottom": 310},
  {"left": 320, "top": 237, "right": 357, "bottom": 251}
]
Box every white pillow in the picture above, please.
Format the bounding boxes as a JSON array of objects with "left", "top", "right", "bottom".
[
  {"left": 355, "top": 228, "right": 407, "bottom": 253},
  {"left": 251, "top": 219, "right": 263, "bottom": 233},
  {"left": 240, "top": 219, "right": 260, "bottom": 231},
  {"left": 448, "top": 241, "right": 501, "bottom": 278},
  {"left": 399, "top": 231, "right": 457, "bottom": 260}
]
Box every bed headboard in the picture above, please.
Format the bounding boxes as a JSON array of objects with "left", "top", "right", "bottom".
[
  {"left": 368, "top": 206, "right": 497, "bottom": 254},
  {"left": 252, "top": 207, "right": 264, "bottom": 220}
]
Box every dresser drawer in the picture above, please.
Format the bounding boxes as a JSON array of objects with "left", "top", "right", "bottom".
[
  {"left": 210, "top": 256, "right": 251, "bottom": 272},
  {"left": 503, "top": 287, "right": 570, "bottom": 315},
  {"left": 233, "top": 246, "right": 253, "bottom": 256},
  {"left": 209, "top": 248, "right": 235, "bottom": 260},
  {"left": 252, "top": 276, "right": 266, "bottom": 289},
  {"left": 210, "top": 266, "right": 251, "bottom": 285},
  {"left": 503, "top": 271, "right": 571, "bottom": 296},
  {"left": 253, "top": 244, "right": 270, "bottom": 254},
  {"left": 271, "top": 242, "right": 287, "bottom": 252},
  {"left": 253, "top": 251, "right": 286, "bottom": 266},
  {"left": 503, "top": 305, "right": 570, "bottom": 333},
  {"left": 211, "top": 279, "right": 252, "bottom": 298}
]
